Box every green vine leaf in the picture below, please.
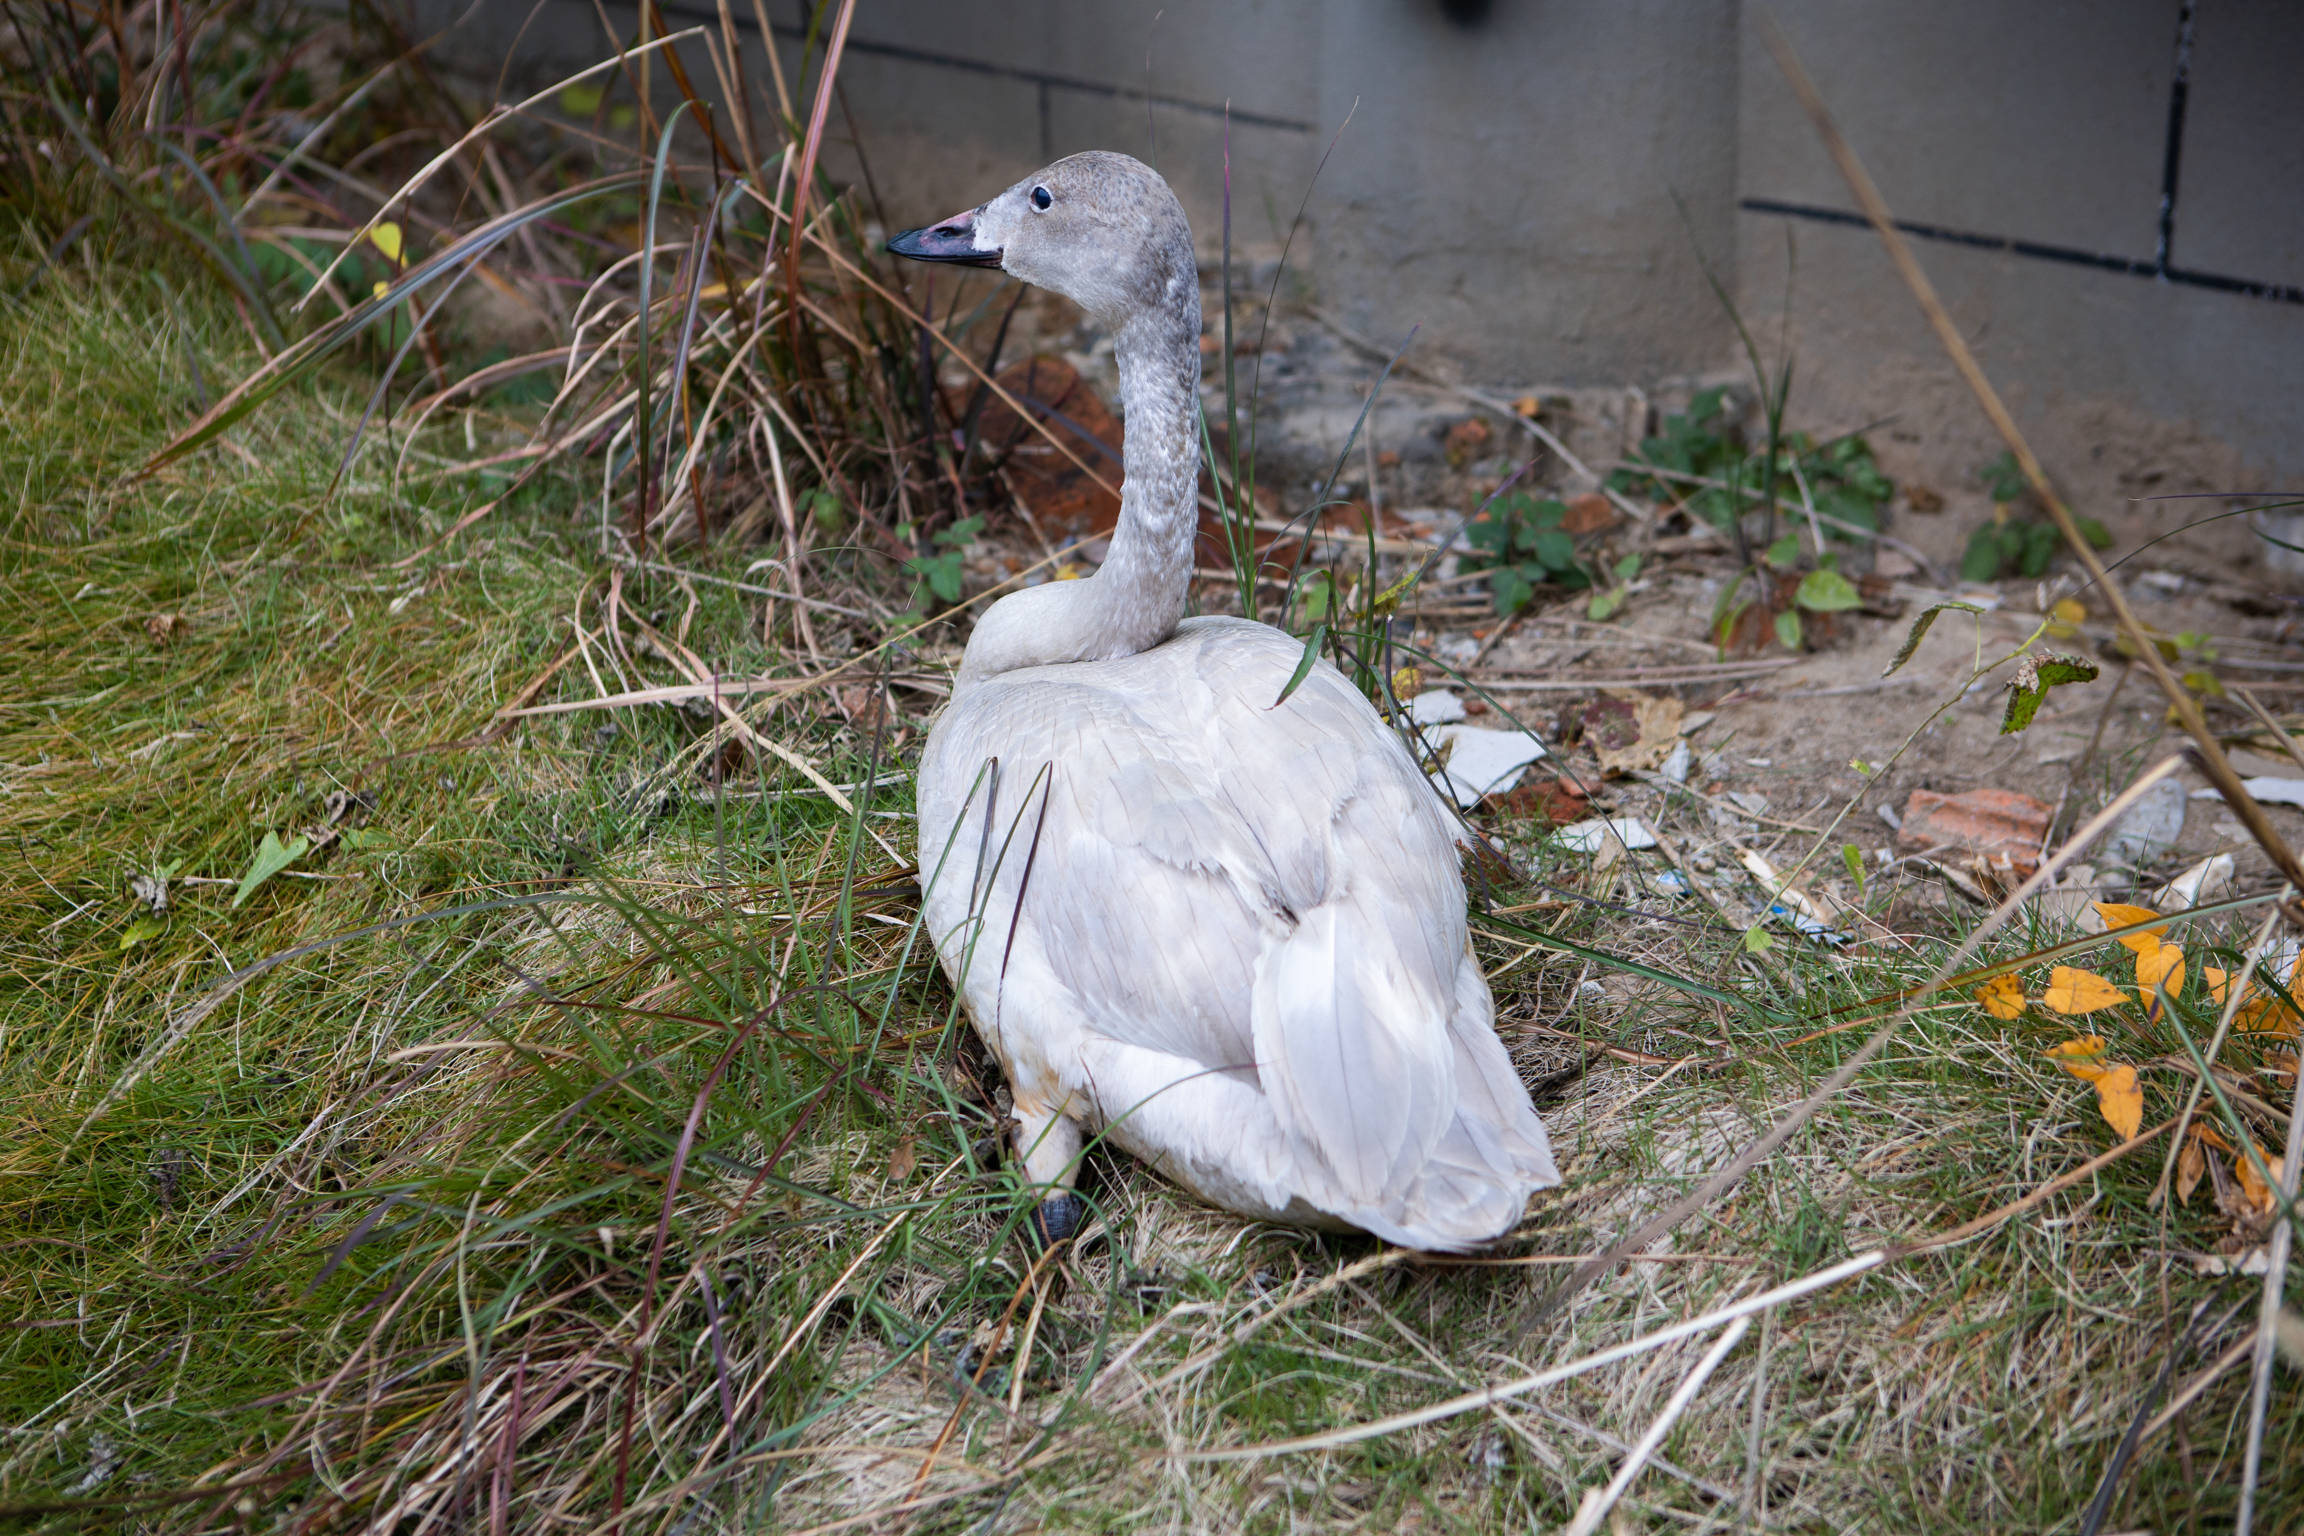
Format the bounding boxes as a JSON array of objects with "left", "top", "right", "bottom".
[
  {"left": 1883, "top": 600, "right": 1984, "bottom": 677},
  {"left": 2000, "top": 652, "right": 2101, "bottom": 734}
]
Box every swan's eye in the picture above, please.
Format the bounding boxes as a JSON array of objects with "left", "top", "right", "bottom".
[{"left": 1029, "top": 185, "right": 1053, "bottom": 212}]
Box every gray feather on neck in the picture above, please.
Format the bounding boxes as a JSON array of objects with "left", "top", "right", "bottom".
[{"left": 957, "top": 256, "right": 1202, "bottom": 686}]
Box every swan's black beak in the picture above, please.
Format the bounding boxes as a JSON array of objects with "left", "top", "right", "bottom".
[{"left": 887, "top": 208, "right": 1002, "bottom": 268}]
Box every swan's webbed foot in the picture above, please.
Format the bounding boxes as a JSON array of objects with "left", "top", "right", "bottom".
[{"left": 1031, "top": 1191, "right": 1085, "bottom": 1246}]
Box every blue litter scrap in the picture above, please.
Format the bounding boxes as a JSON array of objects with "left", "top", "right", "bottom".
[{"left": 1766, "top": 901, "right": 1851, "bottom": 947}]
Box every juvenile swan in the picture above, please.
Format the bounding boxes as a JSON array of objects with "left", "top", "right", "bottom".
[{"left": 889, "top": 152, "right": 1557, "bottom": 1249}]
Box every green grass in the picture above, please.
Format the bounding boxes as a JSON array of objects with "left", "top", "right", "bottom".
[{"left": 4, "top": 226, "right": 2301, "bottom": 1535}]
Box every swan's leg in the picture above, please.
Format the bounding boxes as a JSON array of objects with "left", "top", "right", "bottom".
[{"left": 1011, "top": 1098, "right": 1085, "bottom": 1242}]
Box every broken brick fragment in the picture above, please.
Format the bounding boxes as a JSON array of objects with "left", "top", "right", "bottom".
[{"left": 1896, "top": 787, "right": 2054, "bottom": 877}]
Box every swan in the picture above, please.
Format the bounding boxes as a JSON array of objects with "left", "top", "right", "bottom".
[{"left": 888, "top": 152, "right": 1558, "bottom": 1250}]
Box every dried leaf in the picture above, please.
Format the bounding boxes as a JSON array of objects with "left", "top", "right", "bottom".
[
  {"left": 2000, "top": 652, "right": 2101, "bottom": 735},
  {"left": 1592, "top": 692, "right": 1684, "bottom": 777},
  {"left": 2091, "top": 1064, "right": 2144, "bottom": 1140},
  {"left": 2046, "top": 1034, "right": 2112, "bottom": 1080},
  {"left": 887, "top": 1136, "right": 917, "bottom": 1181},
  {"left": 1975, "top": 973, "right": 2025, "bottom": 1020},
  {"left": 2093, "top": 901, "right": 2165, "bottom": 955},
  {"left": 2042, "top": 967, "right": 2127, "bottom": 1016},
  {"left": 1883, "top": 600, "right": 1984, "bottom": 677},
  {"left": 2193, "top": 1121, "right": 2238, "bottom": 1156},
  {"left": 2204, "top": 964, "right": 2232, "bottom": 1005},
  {"left": 2176, "top": 1137, "right": 2206, "bottom": 1205},
  {"left": 2235, "top": 1138, "right": 2276, "bottom": 1215}
]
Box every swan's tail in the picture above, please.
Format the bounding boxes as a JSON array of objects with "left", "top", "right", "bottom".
[{"left": 1251, "top": 906, "right": 1557, "bottom": 1252}]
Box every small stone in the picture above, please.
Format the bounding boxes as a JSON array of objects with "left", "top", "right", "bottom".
[{"left": 2104, "top": 776, "right": 2187, "bottom": 866}]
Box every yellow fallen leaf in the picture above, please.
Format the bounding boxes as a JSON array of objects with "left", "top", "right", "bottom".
[
  {"left": 2043, "top": 967, "right": 2128, "bottom": 1016},
  {"left": 2136, "top": 943, "right": 2185, "bottom": 995},
  {"left": 2205, "top": 965, "right": 2233, "bottom": 1005},
  {"left": 2136, "top": 944, "right": 2186, "bottom": 1018},
  {"left": 1975, "top": 973, "right": 2025, "bottom": 1020},
  {"left": 1510, "top": 395, "right": 1541, "bottom": 418},
  {"left": 2176, "top": 1136, "right": 2206, "bottom": 1205},
  {"left": 2051, "top": 597, "right": 2087, "bottom": 625},
  {"left": 2093, "top": 901, "right": 2163, "bottom": 956},
  {"left": 372, "top": 279, "right": 390, "bottom": 299},
  {"left": 1391, "top": 665, "right": 1423, "bottom": 699},
  {"left": 2192, "top": 1121, "right": 2237, "bottom": 1156},
  {"left": 2237, "top": 995, "right": 2302, "bottom": 1037},
  {"left": 2046, "top": 1034, "right": 2112, "bottom": 1081},
  {"left": 2091, "top": 1064, "right": 2143, "bottom": 1140},
  {"left": 371, "top": 221, "right": 404, "bottom": 264}
]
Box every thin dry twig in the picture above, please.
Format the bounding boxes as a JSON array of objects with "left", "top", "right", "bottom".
[
  {"left": 2238, "top": 999, "right": 2304, "bottom": 1534},
  {"left": 2235, "top": 684, "right": 2304, "bottom": 778},
  {"left": 1560, "top": 1314, "right": 1751, "bottom": 1536}
]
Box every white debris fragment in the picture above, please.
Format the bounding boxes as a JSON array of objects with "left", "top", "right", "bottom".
[
  {"left": 1660, "top": 738, "right": 1693, "bottom": 784},
  {"left": 2151, "top": 853, "right": 2235, "bottom": 908},
  {"left": 1426, "top": 722, "right": 1547, "bottom": 806},
  {"left": 1555, "top": 817, "right": 1657, "bottom": 854},
  {"left": 1408, "top": 688, "right": 1468, "bottom": 725},
  {"left": 2190, "top": 776, "right": 2304, "bottom": 810}
]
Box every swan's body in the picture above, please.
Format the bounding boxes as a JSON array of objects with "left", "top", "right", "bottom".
[{"left": 892, "top": 152, "right": 1556, "bottom": 1249}]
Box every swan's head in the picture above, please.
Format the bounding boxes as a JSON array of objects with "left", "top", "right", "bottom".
[{"left": 887, "top": 151, "right": 1194, "bottom": 325}]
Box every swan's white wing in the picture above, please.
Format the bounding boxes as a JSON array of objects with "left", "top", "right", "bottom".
[{"left": 917, "top": 618, "right": 1552, "bottom": 1244}]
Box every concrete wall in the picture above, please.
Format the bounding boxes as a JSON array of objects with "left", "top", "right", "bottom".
[
  {"left": 418, "top": 0, "right": 2304, "bottom": 486},
  {"left": 1741, "top": 1, "right": 2304, "bottom": 502}
]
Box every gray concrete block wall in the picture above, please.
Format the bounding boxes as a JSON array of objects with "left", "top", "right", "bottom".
[
  {"left": 416, "top": 0, "right": 2304, "bottom": 486},
  {"left": 1741, "top": 1, "right": 2304, "bottom": 496},
  {"left": 1307, "top": 0, "right": 1741, "bottom": 384},
  {"left": 2162, "top": 3, "right": 2304, "bottom": 285}
]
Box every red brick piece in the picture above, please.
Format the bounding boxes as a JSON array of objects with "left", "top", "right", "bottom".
[{"left": 1896, "top": 788, "right": 2054, "bottom": 877}]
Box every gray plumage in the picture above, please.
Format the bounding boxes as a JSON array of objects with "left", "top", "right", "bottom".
[{"left": 895, "top": 152, "right": 1558, "bottom": 1250}]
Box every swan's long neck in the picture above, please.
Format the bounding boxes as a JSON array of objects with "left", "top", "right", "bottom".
[
  {"left": 1093, "top": 298, "right": 1204, "bottom": 647},
  {"left": 955, "top": 281, "right": 1202, "bottom": 685}
]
